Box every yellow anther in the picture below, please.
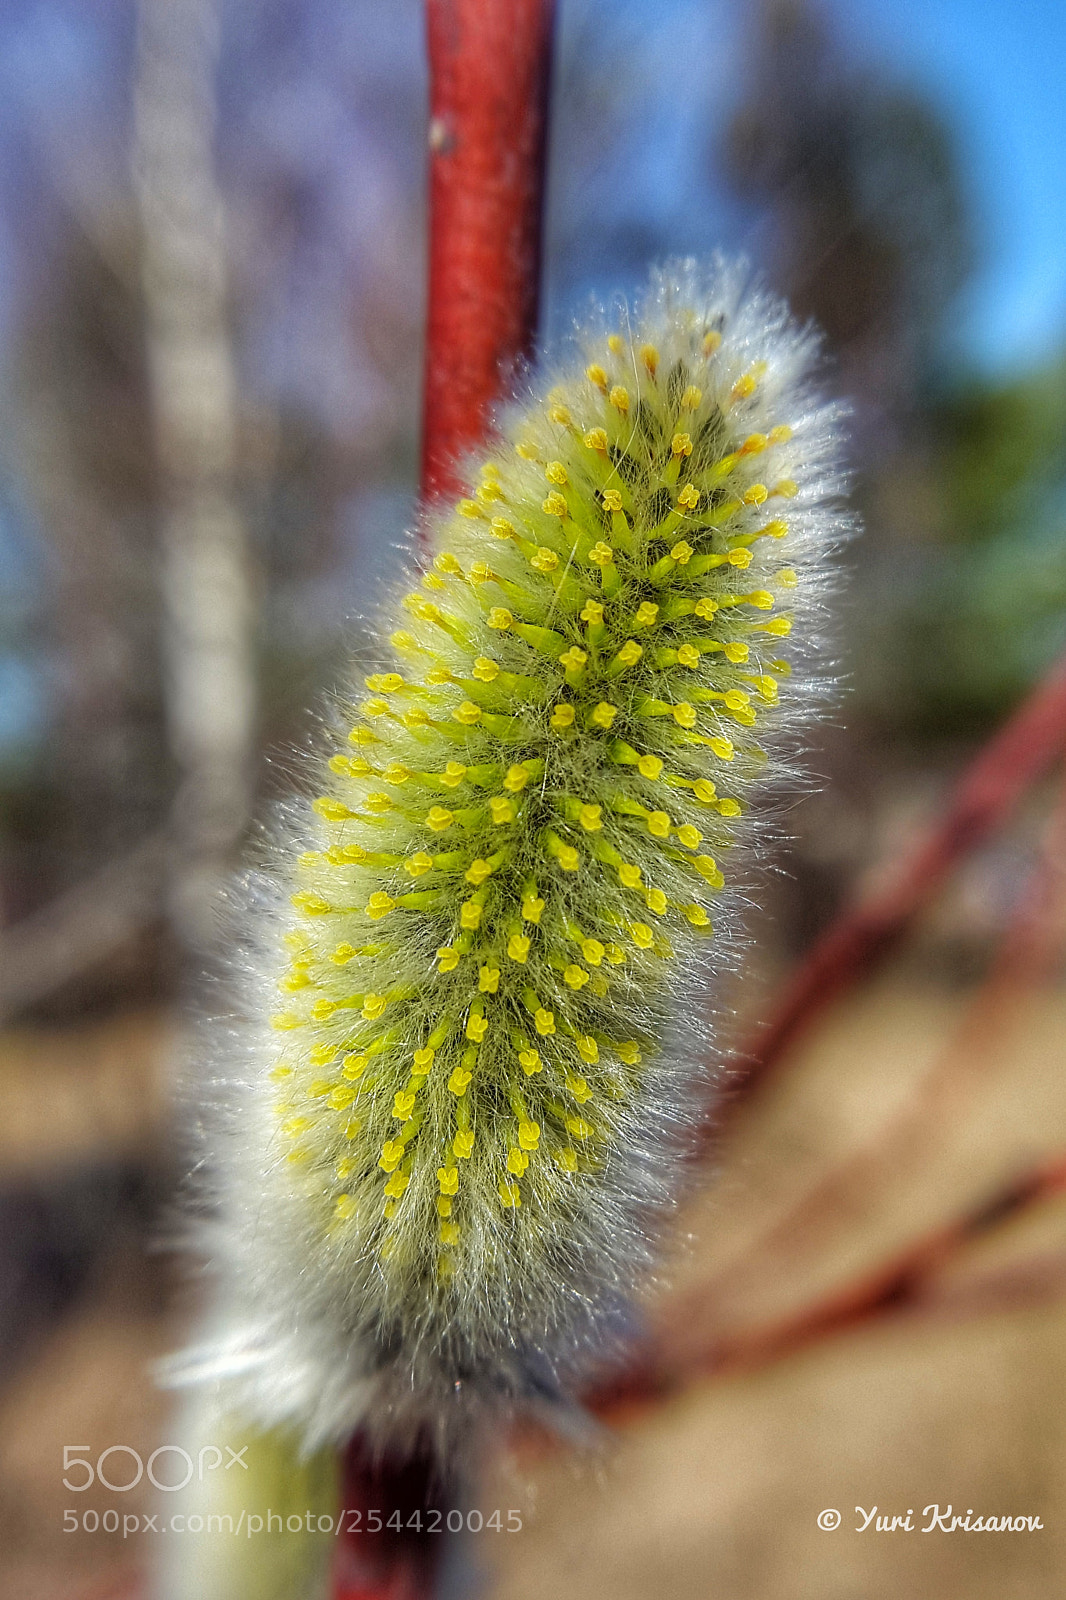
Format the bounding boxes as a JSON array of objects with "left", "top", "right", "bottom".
[
  {"left": 542, "top": 491, "right": 568, "bottom": 518},
  {"left": 363, "top": 791, "right": 393, "bottom": 813},
  {"left": 578, "top": 803, "right": 603, "bottom": 831},
  {"left": 434, "top": 551, "right": 462, "bottom": 575},
  {"left": 343, "top": 1053, "right": 369, "bottom": 1079},
  {"left": 390, "top": 629, "right": 417, "bottom": 650},
  {"left": 709, "top": 736, "right": 735, "bottom": 760},
  {"left": 764, "top": 616, "right": 792, "bottom": 636},
  {"left": 490, "top": 796, "right": 516, "bottom": 824},
  {"left": 693, "top": 779, "right": 717, "bottom": 803},
  {"left": 515, "top": 441, "right": 539, "bottom": 460},
  {"left": 607, "top": 333, "right": 624, "bottom": 354},
  {"left": 498, "top": 1178, "right": 522, "bottom": 1208},
  {"left": 564, "top": 964, "right": 590, "bottom": 990},
  {"left": 507, "top": 1147, "right": 529, "bottom": 1175},
  {"left": 436, "top": 946, "right": 460, "bottom": 972},
  {"left": 439, "top": 761, "right": 468, "bottom": 788},
  {"left": 677, "top": 484, "right": 700, "bottom": 510},
  {"left": 605, "top": 942, "right": 626, "bottom": 964},
  {"left": 519, "top": 1048, "right": 541, "bottom": 1073},
  {"left": 619, "top": 862, "right": 643, "bottom": 889},
  {"left": 534, "top": 1008, "right": 555, "bottom": 1036},
  {"left": 640, "top": 343, "right": 659, "bottom": 374},
  {"left": 270, "top": 1012, "right": 302, "bottom": 1031},
  {"left": 365, "top": 891, "right": 395, "bottom": 919},
  {"left": 281, "top": 1114, "right": 311, "bottom": 1137},
  {"left": 584, "top": 427, "right": 608, "bottom": 451},
  {"left": 460, "top": 900, "right": 483, "bottom": 931},
  {"left": 472, "top": 657, "right": 501, "bottom": 685},
  {"left": 635, "top": 601, "right": 659, "bottom": 628},
  {"left": 695, "top": 853, "right": 724, "bottom": 884},
  {"left": 559, "top": 645, "right": 588, "bottom": 672},
  {"left": 465, "top": 858, "right": 493, "bottom": 886},
  {"left": 522, "top": 894, "right": 545, "bottom": 923},
  {"left": 451, "top": 700, "right": 482, "bottom": 726},
  {"left": 469, "top": 561, "right": 492, "bottom": 583},
  {"left": 672, "top": 701, "right": 697, "bottom": 729},
  {"left": 508, "top": 932, "right": 531, "bottom": 963},
  {"left": 291, "top": 890, "right": 331, "bottom": 916},
  {"left": 602, "top": 488, "right": 623, "bottom": 512},
  {"left": 557, "top": 1147, "right": 579, "bottom": 1172},
  {"left": 702, "top": 330, "right": 722, "bottom": 355},
  {"left": 362, "top": 697, "right": 389, "bottom": 718},
  {"left": 453, "top": 1129, "right": 475, "bottom": 1159},
  {"left": 769, "top": 424, "right": 793, "bottom": 444},
  {"left": 487, "top": 607, "right": 513, "bottom": 630},
  {"left": 476, "top": 479, "right": 502, "bottom": 503},
  {"left": 743, "top": 483, "right": 768, "bottom": 507},
  {"left": 551, "top": 703, "right": 575, "bottom": 729},
  {"left": 556, "top": 843, "right": 580, "bottom": 871},
  {"left": 531, "top": 546, "right": 560, "bottom": 573},
  {"left": 670, "top": 541, "right": 694, "bottom": 565},
  {"left": 748, "top": 590, "right": 775, "bottom": 608},
  {"left": 684, "top": 903, "right": 711, "bottom": 927},
  {"left": 630, "top": 921, "right": 654, "bottom": 948},
  {"left": 740, "top": 432, "right": 768, "bottom": 455},
  {"left": 565, "top": 1073, "right": 592, "bottom": 1102},
  {"left": 330, "top": 1085, "right": 356, "bottom": 1111},
  {"left": 576, "top": 1033, "right": 600, "bottom": 1063},
  {"left": 723, "top": 689, "right": 750, "bottom": 711},
  {"left": 406, "top": 851, "right": 434, "bottom": 877},
  {"left": 457, "top": 498, "right": 482, "bottom": 517},
  {"left": 393, "top": 1090, "right": 417, "bottom": 1121},
  {"left": 718, "top": 798, "right": 742, "bottom": 817},
  {"left": 491, "top": 516, "right": 516, "bottom": 539},
  {"left": 581, "top": 600, "right": 605, "bottom": 626},
  {"left": 545, "top": 460, "right": 568, "bottom": 486},
  {"left": 423, "top": 573, "right": 447, "bottom": 590},
  {"left": 518, "top": 1120, "right": 541, "bottom": 1150},
  {"left": 762, "top": 519, "right": 788, "bottom": 540},
  {"left": 588, "top": 541, "right": 615, "bottom": 567},
  {"left": 414, "top": 1047, "right": 435, "bottom": 1072},
  {"left": 646, "top": 811, "right": 670, "bottom": 838},
  {"left": 773, "top": 479, "right": 798, "bottom": 498},
  {"left": 478, "top": 966, "right": 501, "bottom": 994},
  {"left": 384, "top": 761, "right": 410, "bottom": 785},
  {"left": 548, "top": 403, "right": 571, "bottom": 425},
  {"left": 617, "top": 638, "right": 643, "bottom": 666},
  {"left": 438, "top": 1166, "right": 459, "bottom": 1195},
  {"left": 609, "top": 385, "right": 630, "bottom": 413},
  {"left": 671, "top": 431, "right": 693, "bottom": 457},
  {"left": 681, "top": 384, "right": 703, "bottom": 409},
  {"left": 731, "top": 373, "right": 757, "bottom": 401},
  {"left": 677, "top": 824, "right": 703, "bottom": 849},
  {"left": 504, "top": 764, "right": 531, "bottom": 793},
  {"left": 566, "top": 1116, "right": 593, "bottom": 1141},
  {"left": 617, "top": 1041, "right": 642, "bottom": 1065},
  {"left": 694, "top": 597, "right": 719, "bottom": 619},
  {"left": 362, "top": 993, "right": 387, "bottom": 1020},
  {"left": 439, "top": 1219, "right": 460, "bottom": 1244},
  {"left": 591, "top": 701, "right": 618, "bottom": 729},
  {"left": 777, "top": 568, "right": 798, "bottom": 588},
  {"left": 578, "top": 936, "right": 605, "bottom": 967},
  {"left": 334, "top": 1195, "right": 356, "bottom": 1220},
  {"left": 723, "top": 641, "right": 749, "bottom": 662},
  {"left": 645, "top": 887, "right": 668, "bottom": 915},
  {"left": 426, "top": 806, "right": 454, "bottom": 831},
  {"left": 586, "top": 363, "right": 608, "bottom": 390},
  {"left": 637, "top": 753, "right": 663, "bottom": 779},
  {"left": 677, "top": 643, "right": 700, "bottom": 668},
  {"left": 379, "top": 1140, "right": 404, "bottom": 1172},
  {"left": 329, "top": 943, "right": 357, "bottom": 964},
  {"left": 384, "top": 1170, "right": 410, "bottom": 1199},
  {"left": 449, "top": 1065, "right": 473, "bottom": 1093},
  {"left": 311, "top": 999, "right": 336, "bottom": 1021}
]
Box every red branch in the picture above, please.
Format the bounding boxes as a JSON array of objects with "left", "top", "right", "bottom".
[
  {"left": 334, "top": 5, "right": 555, "bottom": 1596},
  {"left": 421, "top": 0, "right": 556, "bottom": 502},
  {"left": 709, "top": 646, "right": 1066, "bottom": 1134}
]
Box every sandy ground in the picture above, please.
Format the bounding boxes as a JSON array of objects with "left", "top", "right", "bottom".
[{"left": 2, "top": 972, "right": 1065, "bottom": 1599}]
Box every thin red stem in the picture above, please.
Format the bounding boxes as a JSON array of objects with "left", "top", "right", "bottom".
[
  {"left": 334, "top": 5, "right": 555, "bottom": 1595},
  {"left": 421, "top": 0, "right": 556, "bottom": 502}
]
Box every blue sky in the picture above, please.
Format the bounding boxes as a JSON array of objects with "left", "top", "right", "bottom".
[{"left": 831, "top": 0, "right": 1066, "bottom": 373}]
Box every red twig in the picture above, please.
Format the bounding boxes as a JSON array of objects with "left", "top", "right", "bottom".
[
  {"left": 334, "top": 5, "right": 555, "bottom": 1596},
  {"left": 421, "top": 0, "right": 556, "bottom": 502},
  {"left": 710, "top": 646, "right": 1066, "bottom": 1133}
]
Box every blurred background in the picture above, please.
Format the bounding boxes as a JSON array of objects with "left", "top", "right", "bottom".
[{"left": 1, "top": 0, "right": 1065, "bottom": 1596}]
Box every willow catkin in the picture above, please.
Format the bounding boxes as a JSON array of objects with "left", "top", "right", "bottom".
[{"left": 187, "top": 259, "right": 850, "bottom": 1455}]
